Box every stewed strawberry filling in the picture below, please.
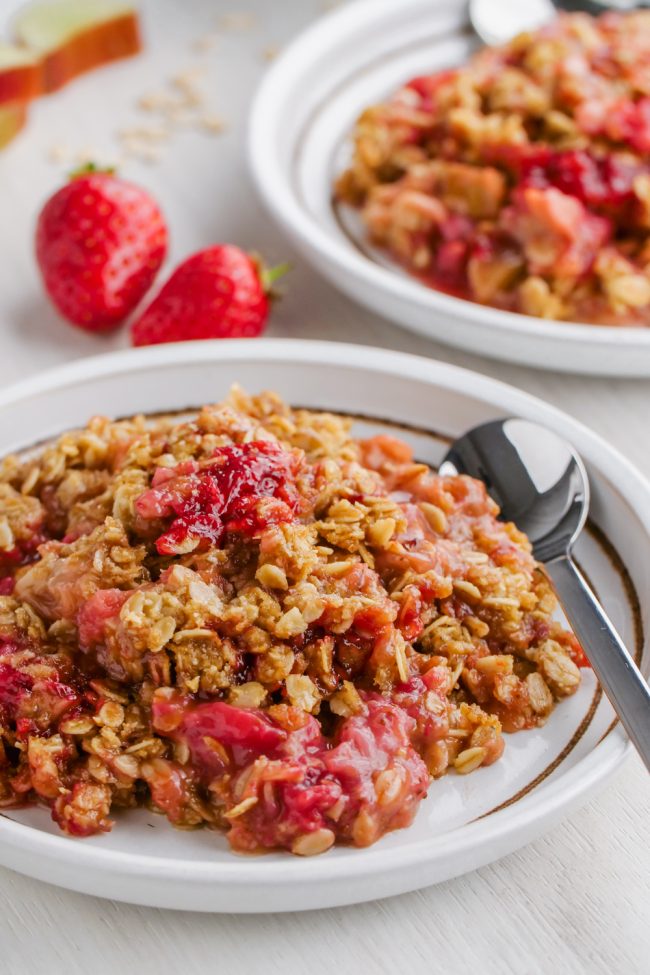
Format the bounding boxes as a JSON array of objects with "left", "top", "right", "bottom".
[
  {"left": 576, "top": 95, "right": 650, "bottom": 155},
  {"left": 0, "top": 642, "right": 90, "bottom": 740},
  {"left": 151, "top": 689, "right": 429, "bottom": 853},
  {"left": 0, "top": 663, "right": 34, "bottom": 724},
  {"left": 494, "top": 145, "right": 643, "bottom": 213},
  {"left": 0, "top": 527, "right": 47, "bottom": 577},
  {"left": 136, "top": 440, "right": 308, "bottom": 555},
  {"left": 76, "top": 588, "right": 131, "bottom": 648}
]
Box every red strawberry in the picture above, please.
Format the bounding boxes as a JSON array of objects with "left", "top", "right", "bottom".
[
  {"left": 130, "top": 244, "right": 288, "bottom": 347},
  {"left": 36, "top": 165, "right": 168, "bottom": 332}
]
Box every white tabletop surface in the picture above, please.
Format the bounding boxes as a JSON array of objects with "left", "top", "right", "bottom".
[{"left": 0, "top": 1, "right": 648, "bottom": 972}]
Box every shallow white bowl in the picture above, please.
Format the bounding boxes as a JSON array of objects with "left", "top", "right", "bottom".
[
  {"left": 248, "top": 0, "right": 650, "bottom": 376},
  {"left": 0, "top": 339, "right": 647, "bottom": 912}
]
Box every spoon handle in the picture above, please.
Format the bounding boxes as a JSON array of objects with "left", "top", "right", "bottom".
[{"left": 545, "top": 555, "right": 650, "bottom": 772}]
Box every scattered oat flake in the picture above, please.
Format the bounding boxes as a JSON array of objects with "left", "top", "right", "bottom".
[
  {"left": 119, "top": 125, "right": 169, "bottom": 143},
  {"left": 47, "top": 144, "right": 70, "bottom": 163},
  {"left": 217, "top": 11, "right": 256, "bottom": 31},
  {"left": 193, "top": 33, "right": 219, "bottom": 53},
  {"left": 262, "top": 45, "right": 279, "bottom": 61},
  {"left": 138, "top": 91, "right": 176, "bottom": 112},
  {"left": 45, "top": 32, "right": 227, "bottom": 170},
  {"left": 172, "top": 67, "right": 205, "bottom": 89},
  {"left": 169, "top": 78, "right": 204, "bottom": 109},
  {"left": 200, "top": 112, "right": 227, "bottom": 134}
]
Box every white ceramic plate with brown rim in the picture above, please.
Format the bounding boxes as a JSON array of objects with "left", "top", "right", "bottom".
[
  {"left": 248, "top": 0, "right": 650, "bottom": 376},
  {"left": 0, "top": 339, "right": 646, "bottom": 912}
]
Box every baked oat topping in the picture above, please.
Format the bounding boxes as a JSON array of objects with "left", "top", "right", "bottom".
[{"left": 0, "top": 388, "right": 585, "bottom": 854}]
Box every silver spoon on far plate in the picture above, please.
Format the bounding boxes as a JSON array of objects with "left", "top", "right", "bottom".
[
  {"left": 470, "top": 0, "right": 645, "bottom": 47},
  {"left": 440, "top": 418, "right": 650, "bottom": 771}
]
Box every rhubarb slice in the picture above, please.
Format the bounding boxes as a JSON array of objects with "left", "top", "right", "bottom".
[
  {"left": 0, "top": 44, "right": 41, "bottom": 105},
  {"left": 13, "top": 0, "right": 141, "bottom": 94}
]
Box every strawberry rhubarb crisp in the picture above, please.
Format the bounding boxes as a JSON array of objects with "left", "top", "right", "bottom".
[
  {"left": 337, "top": 12, "right": 650, "bottom": 325},
  {"left": 0, "top": 389, "right": 585, "bottom": 855}
]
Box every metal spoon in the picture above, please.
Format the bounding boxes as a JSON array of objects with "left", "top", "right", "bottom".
[
  {"left": 440, "top": 417, "right": 650, "bottom": 770},
  {"left": 470, "top": 0, "right": 642, "bottom": 48}
]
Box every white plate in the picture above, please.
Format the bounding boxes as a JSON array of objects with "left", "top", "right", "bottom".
[
  {"left": 248, "top": 0, "right": 650, "bottom": 376},
  {"left": 0, "top": 339, "right": 647, "bottom": 912}
]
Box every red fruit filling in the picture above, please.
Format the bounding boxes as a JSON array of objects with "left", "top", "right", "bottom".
[
  {"left": 151, "top": 690, "right": 429, "bottom": 852},
  {"left": 136, "top": 441, "right": 307, "bottom": 555},
  {"left": 500, "top": 146, "right": 644, "bottom": 211},
  {"left": 0, "top": 663, "right": 34, "bottom": 723},
  {"left": 0, "top": 651, "right": 86, "bottom": 739},
  {"left": 0, "top": 526, "right": 47, "bottom": 576},
  {"left": 77, "top": 587, "right": 131, "bottom": 648},
  {"left": 578, "top": 96, "right": 650, "bottom": 155},
  {"left": 405, "top": 69, "right": 457, "bottom": 113}
]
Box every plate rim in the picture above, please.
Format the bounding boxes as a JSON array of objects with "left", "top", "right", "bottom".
[
  {"left": 247, "top": 0, "right": 650, "bottom": 353},
  {"left": 0, "top": 338, "right": 644, "bottom": 893}
]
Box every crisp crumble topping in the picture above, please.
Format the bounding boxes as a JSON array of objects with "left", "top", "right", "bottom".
[{"left": 0, "top": 387, "right": 583, "bottom": 854}]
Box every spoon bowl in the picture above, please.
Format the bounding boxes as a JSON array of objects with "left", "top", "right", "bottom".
[{"left": 439, "top": 418, "right": 589, "bottom": 562}]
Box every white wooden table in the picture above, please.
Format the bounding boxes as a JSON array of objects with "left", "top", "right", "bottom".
[{"left": 0, "top": 2, "right": 648, "bottom": 972}]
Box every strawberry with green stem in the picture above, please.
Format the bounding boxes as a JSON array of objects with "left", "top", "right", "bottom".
[{"left": 131, "top": 244, "right": 289, "bottom": 346}]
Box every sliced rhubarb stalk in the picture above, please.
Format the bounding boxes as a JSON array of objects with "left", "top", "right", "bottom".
[
  {"left": 0, "top": 44, "right": 41, "bottom": 105},
  {"left": 13, "top": 0, "right": 141, "bottom": 95}
]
